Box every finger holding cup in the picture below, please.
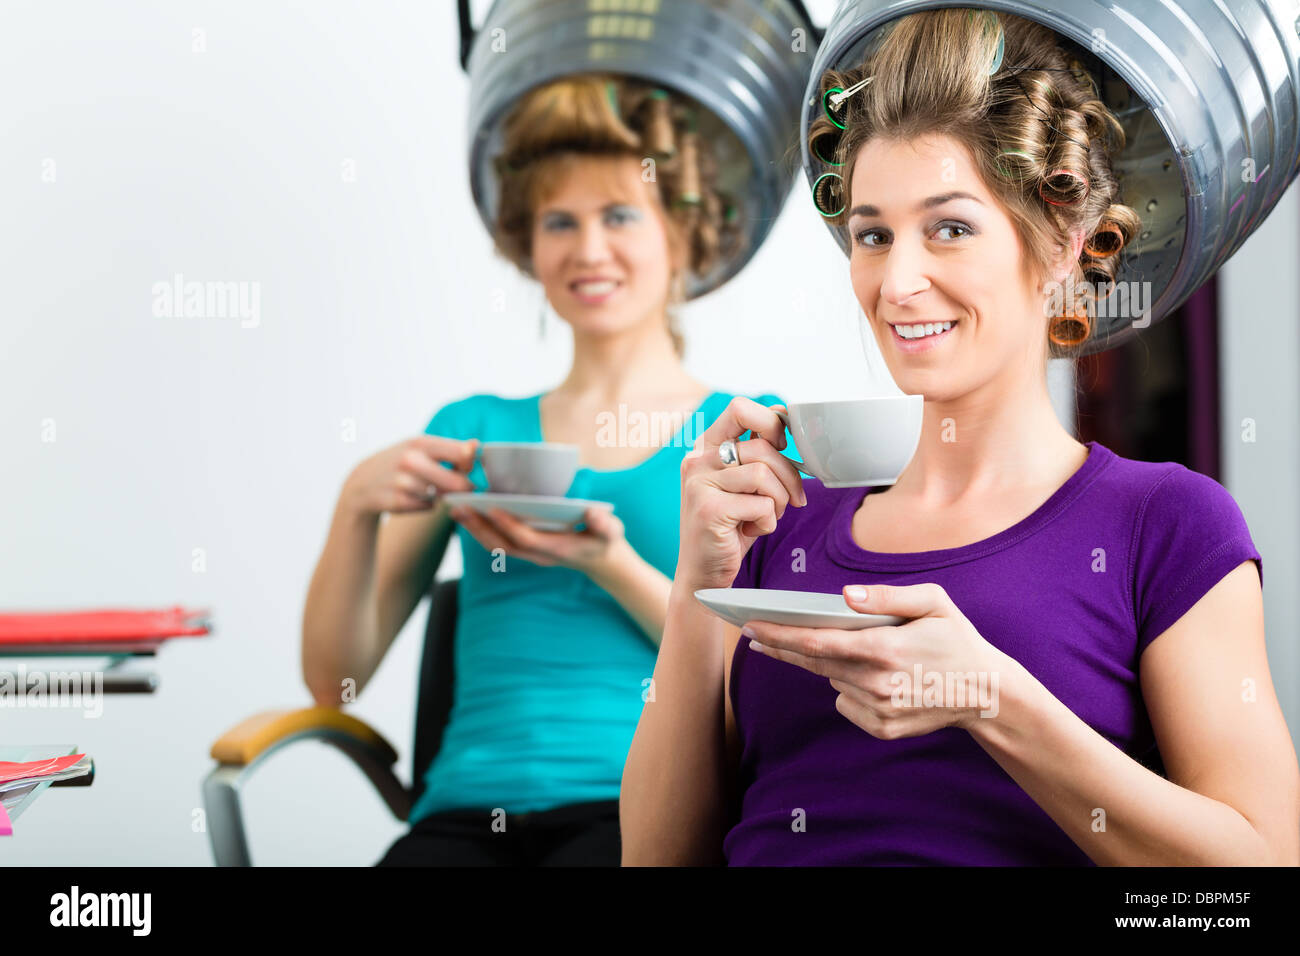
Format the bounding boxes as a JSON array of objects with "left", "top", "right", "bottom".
[{"left": 678, "top": 397, "right": 808, "bottom": 592}]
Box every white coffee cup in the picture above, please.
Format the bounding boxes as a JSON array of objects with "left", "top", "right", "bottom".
[
  {"left": 478, "top": 442, "right": 580, "bottom": 496},
  {"left": 773, "top": 395, "right": 923, "bottom": 487}
]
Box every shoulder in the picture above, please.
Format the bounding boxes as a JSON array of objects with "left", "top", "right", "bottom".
[
  {"left": 1090, "top": 445, "right": 1252, "bottom": 542},
  {"left": 425, "top": 392, "right": 529, "bottom": 436},
  {"left": 1126, "top": 456, "right": 1260, "bottom": 587},
  {"left": 1092, "top": 445, "right": 1263, "bottom": 651},
  {"left": 1138, "top": 464, "right": 1247, "bottom": 528}
]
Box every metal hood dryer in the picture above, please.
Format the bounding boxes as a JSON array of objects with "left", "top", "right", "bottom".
[
  {"left": 459, "top": 0, "right": 820, "bottom": 299},
  {"left": 802, "top": 0, "right": 1300, "bottom": 353}
]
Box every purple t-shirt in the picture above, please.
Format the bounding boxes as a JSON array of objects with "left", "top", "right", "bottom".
[{"left": 723, "top": 440, "right": 1263, "bottom": 866}]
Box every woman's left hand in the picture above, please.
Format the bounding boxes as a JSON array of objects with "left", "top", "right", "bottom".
[
  {"left": 742, "top": 583, "right": 1016, "bottom": 738},
  {"left": 448, "top": 504, "right": 628, "bottom": 577}
]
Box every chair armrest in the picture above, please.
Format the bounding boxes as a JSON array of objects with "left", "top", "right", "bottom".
[
  {"left": 203, "top": 706, "right": 410, "bottom": 866},
  {"left": 210, "top": 706, "right": 399, "bottom": 767}
]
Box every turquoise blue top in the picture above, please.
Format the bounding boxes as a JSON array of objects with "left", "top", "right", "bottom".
[{"left": 408, "top": 388, "right": 794, "bottom": 820}]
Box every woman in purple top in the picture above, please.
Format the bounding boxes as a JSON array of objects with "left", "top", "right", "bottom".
[{"left": 621, "top": 9, "right": 1300, "bottom": 865}]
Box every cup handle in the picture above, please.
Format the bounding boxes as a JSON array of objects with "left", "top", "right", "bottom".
[{"left": 770, "top": 407, "right": 822, "bottom": 480}]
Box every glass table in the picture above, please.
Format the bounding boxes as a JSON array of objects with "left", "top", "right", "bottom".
[{"left": 1, "top": 744, "right": 89, "bottom": 829}]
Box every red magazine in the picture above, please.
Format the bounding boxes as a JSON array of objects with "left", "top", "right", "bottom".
[
  {"left": 0, "top": 754, "right": 89, "bottom": 785},
  {"left": 0, "top": 607, "right": 211, "bottom": 645}
]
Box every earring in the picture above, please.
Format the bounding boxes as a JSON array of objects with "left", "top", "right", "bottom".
[{"left": 538, "top": 296, "right": 547, "bottom": 339}]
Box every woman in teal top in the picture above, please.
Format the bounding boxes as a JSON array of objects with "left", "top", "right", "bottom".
[
  {"left": 408, "top": 389, "right": 781, "bottom": 823},
  {"left": 301, "top": 74, "right": 793, "bottom": 866}
]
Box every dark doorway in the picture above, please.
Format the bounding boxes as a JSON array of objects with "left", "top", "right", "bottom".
[{"left": 1074, "top": 276, "right": 1220, "bottom": 480}]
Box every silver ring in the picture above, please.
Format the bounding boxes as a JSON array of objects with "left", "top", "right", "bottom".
[
  {"left": 425, "top": 483, "right": 438, "bottom": 500},
  {"left": 718, "top": 439, "right": 741, "bottom": 466}
]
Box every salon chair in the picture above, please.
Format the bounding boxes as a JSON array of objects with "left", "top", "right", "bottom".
[{"left": 202, "top": 577, "right": 460, "bottom": 867}]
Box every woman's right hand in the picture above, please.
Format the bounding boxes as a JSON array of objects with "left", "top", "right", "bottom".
[
  {"left": 677, "top": 398, "right": 807, "bottom": 592},
  {"left": 343, "top": 434, "right": 479, "bottom": 517}
]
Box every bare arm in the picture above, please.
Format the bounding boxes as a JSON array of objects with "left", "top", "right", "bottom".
[
  {"left": 302, "top": 435, "right": 476, "bottom": 706},
  {"left": 301, "top": 487, "right": 457, "bottom": 706},
  {"left": 301, "top": 485, "right": 382, "bottom": 706},
  {"left": 588, "top": 539, "right": 673, "bottom": 648},
  {"left": 621, "top": 583, "right": 739, "bottom": 864},
  {"left": 621, "top": 396, "right": 802, "bottom": 865},
  {"left": 966, "top": 561, "right": 1300, "bottom": 865}
]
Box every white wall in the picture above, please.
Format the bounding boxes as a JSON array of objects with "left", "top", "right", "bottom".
[
  {"left": 1, "top": 0, "right": 1291, "bottom": 865},
  {"left": 1220, "top": 177, "right": 1300, "bottom": 748}
]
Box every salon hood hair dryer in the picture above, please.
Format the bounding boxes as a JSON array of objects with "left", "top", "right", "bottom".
[
  {"left": 803, "top": 0, "right": 1300, "bottom": 353},
  {"left": 458, "top": 0, "right": 821, "bottom": 298}
]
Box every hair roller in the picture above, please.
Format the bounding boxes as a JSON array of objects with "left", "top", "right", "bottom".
[
  {"left": 696, "top": 216, "right": 720, "bottom": 272},
  {"left": 1049, "top": 276, "right": 1093, "bottom": 347},
  {"left": 697, "top": 134, "right": 719, "bottom": 182},
  {"left": 1049, "top": 305, "right": 1091, "bottom": 348},
  {"left": 812, "top": 171, "right": 846, "bottom": 217},
  {"left": 675, "top": 130, "right": 703, "bottom": 207},
  {"left": 1038, "top": 167, "right": 1089, "bottom": 206},
  {"left": 703, "top": 190, "right": 721, "bottom": 220},
  {"left": 823, "top": 85, "right": 850, "bottom": 130},
  {"left": 643, "top": 89, "right": 677, "bottom": 159},
  {"left": 967, "top": 9, "right": 1004, "bottom": 74},
  {"left": 812, "top": 125, "right": 844, "bottom": 166},
  {"left": 1083, "top": 221, "right": 1124, "bottom": 258},
  {"left": 996, "top": 148, "right": 1033, "bottom": 179}
]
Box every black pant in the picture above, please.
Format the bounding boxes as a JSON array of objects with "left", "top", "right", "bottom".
[{"left": 375, "top": 799, "right": 621, "bottom": 866}]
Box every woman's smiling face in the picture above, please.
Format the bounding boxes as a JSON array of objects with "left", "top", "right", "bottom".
[
  {"left": 529, "top": 154, "right": 680, "bottom": 337},
  {"left": 847, "top": 133, "right": 1053, "bottom": 400}
]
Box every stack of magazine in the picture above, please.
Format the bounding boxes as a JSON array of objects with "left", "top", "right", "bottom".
[{"left": 0, "top": 754, "right": 91, "bottom": 835}]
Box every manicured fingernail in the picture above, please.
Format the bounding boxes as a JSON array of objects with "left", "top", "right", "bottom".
[
  {"left": 740, "top": 625, "right": 755, "bottom": 639},
  {"left": 845, "top": 585, "right": 868, "bottom": 602},
  {"left": 749, "top": 640, "right": 765, "bottom": 653}
]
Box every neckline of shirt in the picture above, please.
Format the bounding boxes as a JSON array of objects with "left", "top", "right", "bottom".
[
  {"left": 530, "top": 389, "right": 727, "bottom": 476},
  {"left": 825, "top": 440, "right": 1114, "bottom": 571}
]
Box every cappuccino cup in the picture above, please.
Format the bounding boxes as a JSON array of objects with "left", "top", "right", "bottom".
[
  {"left": 773, "top": 395, "right": 923, "bottom": 487},
  {"left": 478, "top": 442, "right": 579, "bottom": 497}
]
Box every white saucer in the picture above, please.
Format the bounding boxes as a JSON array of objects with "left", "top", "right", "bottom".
[
  {"left": 694, "top": 588, "right": 907, "bottom": 629},
  {"left": 442, "top": 492, "right": 614, "bottom": 531}
]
